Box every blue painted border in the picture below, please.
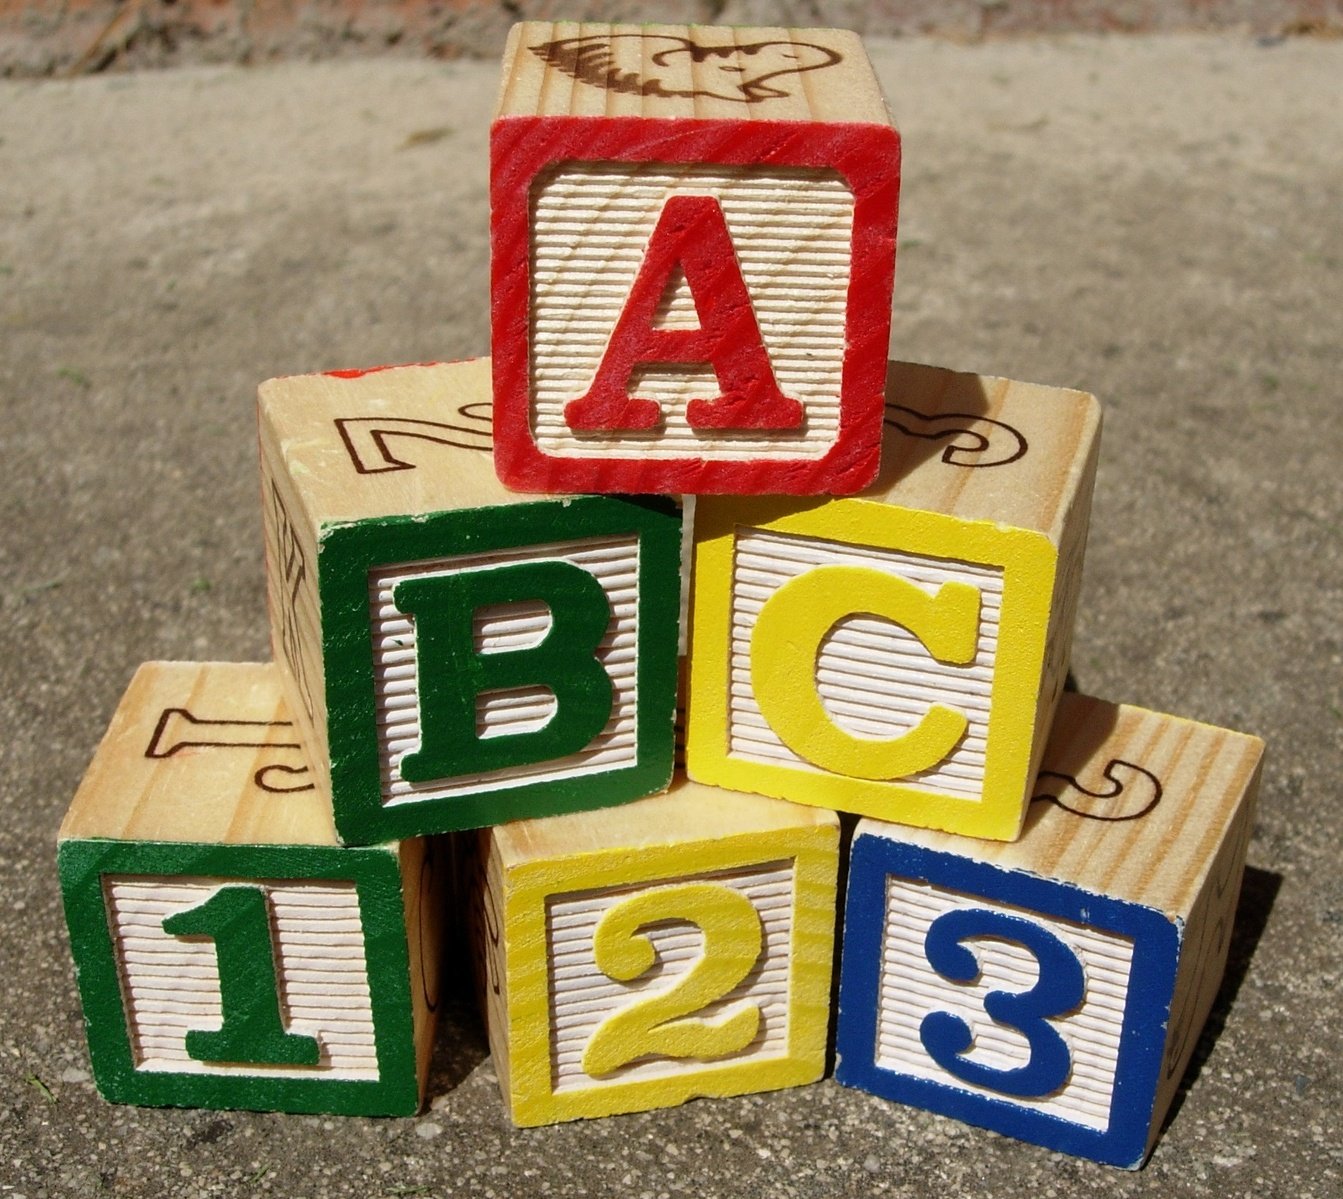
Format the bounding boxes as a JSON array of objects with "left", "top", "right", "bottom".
[{"left": 835, "top": 830, "right": 1180, "bottom": 1168}]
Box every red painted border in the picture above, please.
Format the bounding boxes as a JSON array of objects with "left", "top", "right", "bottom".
[{"left": 490, "top": 115, "right": 900, "bottom": 496}]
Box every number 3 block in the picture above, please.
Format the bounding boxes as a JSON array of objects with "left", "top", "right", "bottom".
[
  {"left": 471, "top": 778, "right": 838, "bottom": 1125},
  {"left": 259, "top": 358, "right": 681, "bottom": 844},
  {"left": 57, "top": 662, "right": 442, "bottom": 1115},
  {"left": 688, "top": 360, "right": 1102, "bottom": 840},
  {"left": 835, "top": 693, "right": 1264, "bottom": 1167},
  {"left": 491, "top": 21, "right": 899, "bottom": 496}
]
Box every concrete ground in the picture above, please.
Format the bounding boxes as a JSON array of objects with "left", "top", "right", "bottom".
[{"left": 1, "top": 31, "right": 1340, "bottom": 1198}]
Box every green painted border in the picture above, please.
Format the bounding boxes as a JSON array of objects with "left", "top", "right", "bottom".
[
  {"left": 320, "top": 496, "right": 681, "bottom": 845},
  {"left": 57, "top": 838, "right": 420, "bottom": 1116}
]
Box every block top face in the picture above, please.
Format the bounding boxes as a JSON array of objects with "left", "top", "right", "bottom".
[
  {"left": 491, "top": 773, "right": 839, "bottom": 869},
  {"left": 59, "top": 661, "right": 338, "bottom": 847},
  {"left": 857, "top": 693, "right": 1264, "bottom": 917},
  {"left": 495, "top": 22, "right": 893, "bottom": 127},
  {"left": 258, "top": 358, "right": 521, "bottom": 528},
  {"left": 870, "top": 360, "right": 1102, "bottom": 540}
]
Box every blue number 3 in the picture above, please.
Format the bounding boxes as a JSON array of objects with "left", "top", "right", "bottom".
[{"left": 919, "top": 908, "right": 1085, "bottom": 1098}]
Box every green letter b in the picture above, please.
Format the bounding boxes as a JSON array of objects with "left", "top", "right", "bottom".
[{"left": 393, "top": 559, "right": 615, "bottom": 782}]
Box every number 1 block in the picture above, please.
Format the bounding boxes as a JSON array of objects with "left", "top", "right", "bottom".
[
  {"left": 835, "top": 693, "right": 1264, "bottom": 1167},
  {"left": 491, "top": 21, "right": 900, "bottom": 496},
  {"left": 57, "top": 662, "right": 443, "bottom": 1116},
  {"left": 471, "top": 778, "right": 838, "bottom": 1125}
]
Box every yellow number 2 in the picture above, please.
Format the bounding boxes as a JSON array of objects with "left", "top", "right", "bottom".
[{"left": 581, "top": 882, "right": 764, "bottom": 1078}]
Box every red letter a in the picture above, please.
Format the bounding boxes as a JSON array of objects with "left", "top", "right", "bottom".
[{"left": 564, "top": 195, "right": 804, "bottom": 433}]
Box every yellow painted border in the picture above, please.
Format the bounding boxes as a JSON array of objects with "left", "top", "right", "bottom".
[
  {"left": 687, "top": 496, "right": 1056, "bottom": 841},
  {"left": 503, "top": 823, "right": 838, "bottom": 1126}
]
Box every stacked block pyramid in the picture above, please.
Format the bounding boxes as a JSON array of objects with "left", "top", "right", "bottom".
[{"left": 58, "top": 23, "right": 1264, "bottom": 1170}]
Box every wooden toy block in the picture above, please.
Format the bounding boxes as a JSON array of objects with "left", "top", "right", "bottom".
[
  {"left": 834, "top": 693, "right": 1264, "bottom": 1168},
  {"left": 686, "top": 360, "right": 1101, "bottom": 841},
  {"left": 491, "top": 21, "right": 900, "bottom": 497},
  {"left": 57, "top": 661, "right": 443, "bottom": 1116},
  {"left": 258, "top": 358, "right": 682, "bottom": 845},
  {"left": 470, "top": 777, "right": 838, "bottom": 1126}
]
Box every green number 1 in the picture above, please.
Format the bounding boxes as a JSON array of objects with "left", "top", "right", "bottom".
[{"left": 162, "top": 885, "right": 320, "bottom": 1067}]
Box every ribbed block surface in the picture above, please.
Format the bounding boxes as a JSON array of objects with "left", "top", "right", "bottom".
[
  {"left": 875, "top": 875, "right": 1135, "bottom": 1132},
  {"left": 530, "top": 163, "right": 853, "bottom": 460},
  {"left": 728, "top": 527, "right": 1002, "bottom": 796},
  {"left": 369, "top": 535, "right": 641, "bottom": 806},
  {"left": 106, "top": 877, "right": 377, "bottom": 1080},
  {"left": 546, "top": 862, "right": 796, "bottom": 1091}
]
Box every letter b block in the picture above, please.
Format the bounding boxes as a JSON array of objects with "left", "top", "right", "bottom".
[
  {"left": 688, "top": 361, "right": 1102, "bottom": 840},
  {"left": 259, "top": 359, "right": 681, "bottom": 844},
  {"left": 471, "top": 778, "right": 838, "bottom": 1125},
  {"left": 57, "top": 662, "right": 442, "bottom": 1115},
  {"left": 835, "top": 694, "right": 1264, "bottom": 1167},
  {"left": 491, "top": 21, "right": 900, "bottom": 496}
]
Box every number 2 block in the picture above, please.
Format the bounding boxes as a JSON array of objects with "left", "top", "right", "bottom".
[
  {"left": 471, "top": 778, "right": 838, "bottom": 1125},
  {"left": 259, "top": 358, "right": 682, "bottom": 844},
  {"left": 57, "top": 662, "right": 442, "bottom": 1115},
  {"left": 835, "top": 693, "right": 1264, "bottom": 1167},
  {"left": 491, "top": 21, "right": 899, "bottom": 496},
  {"left": 688, "top": 360, "right": 1102, "bottom": 840}
]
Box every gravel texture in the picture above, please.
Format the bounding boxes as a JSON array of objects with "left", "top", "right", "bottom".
[{"left": 0, "top": 33, "right": 1339, "bottom": 1198}]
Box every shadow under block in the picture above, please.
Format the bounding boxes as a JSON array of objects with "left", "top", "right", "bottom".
[
  {"left": 686, "top": 360, "right": 1101, "bottom": 841},
  {"left": 835, "top": 693, "right": 1264, "bottom": 1168},
  {"left": 491, "top": 21, "right": 900, "bottom": 496},
  {"left": 471, "top": 779, "right": 839, "bottom": 1126},
  {"left": 57, "top": 662, "right": 443, "bottom": 1116},
  {"left": 258, "top": 358, "right": 682, "bottom": 845}
]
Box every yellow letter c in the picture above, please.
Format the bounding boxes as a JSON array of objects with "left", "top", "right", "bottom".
[{"left": 750, "top": 565, "right": 981, "bottom": 780}]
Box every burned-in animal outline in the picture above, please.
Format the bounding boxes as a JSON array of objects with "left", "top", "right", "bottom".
[{"left": 531, "top": 33, "right": 842, "bottom": 104}]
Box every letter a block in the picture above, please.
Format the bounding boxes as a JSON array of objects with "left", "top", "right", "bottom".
[
  {"left": 57, "top": 662, "right": 443, "bottom": 1115},
  {"left": 491, "top": 21, "right": 900, "bottom": 496},
  {"left": 688, "top": 361, "right": 1101, "bottom": 840},
  {"left": 259, "top": 358, "right": 681, "bottom": 844},
  {"left": 471, "top": 778, "right": 838, "bottom": 1125},
  {"left": 835, "top": 693, "right": 1264, "bottom": 1168}
]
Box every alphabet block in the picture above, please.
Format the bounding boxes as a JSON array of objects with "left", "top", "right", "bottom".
[
  {"left": 470, "top": 778, "right": 838, "bottom": 1125},
  {"left": 835, "top": 693, "right": 1264, "bottom": 1168},
  {"left": 57, "top": 661, "right": 443, "bottom": 1116},
  {"left": 258, "top": 358, "right": 682, "bottom": 845},
  {"left": 491, "top": 21, "right": 900, "bottom": 496},
  {"left": 686, "top": 360, "right": 1101, "bottom": 840}
]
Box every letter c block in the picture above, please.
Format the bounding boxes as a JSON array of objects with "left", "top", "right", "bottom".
[
  {"left": 258, "top": 359, "right": 682, "bottom": 845},
  {"left": 687, "top": 361, "right": 1102, "bottom": 840},
  {"left": 490, "top": 21, "right": 899, "bottom": 496}
]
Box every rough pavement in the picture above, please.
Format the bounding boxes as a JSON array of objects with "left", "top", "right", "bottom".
[{"left": 1, "top": 32, "right": 1340, "bottom": 1198}]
